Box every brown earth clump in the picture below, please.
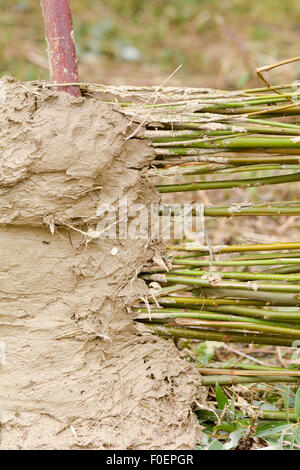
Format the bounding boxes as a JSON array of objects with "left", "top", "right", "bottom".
[{"left": 0, "top": 78, "right": 205, "bottom": 449}]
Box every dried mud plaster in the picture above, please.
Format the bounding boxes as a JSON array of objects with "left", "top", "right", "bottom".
[{"left": 0, "top": 78, "right": 205, "bottom": 450}]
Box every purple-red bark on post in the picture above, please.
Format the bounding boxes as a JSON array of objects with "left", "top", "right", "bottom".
[{"left": 40, "top": 0, "right": 81, "bottom": 97}]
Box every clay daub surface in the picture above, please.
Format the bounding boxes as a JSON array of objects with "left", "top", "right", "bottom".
[{"left": 0, "top": 78, "right": 205, "bottom": 449}]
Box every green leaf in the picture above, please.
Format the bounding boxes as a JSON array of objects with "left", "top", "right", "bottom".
[
  {"left": 215, "top": 383, "right": 229, "bottom": 410},
  {"left": 259, "top": 402, "right": 279, "bottom": 411},
  {"left": 283, "top": 386, "right": 290, "bottom": 422},
  {"left": 215, "top": 422, "right": 237, "bottom": 433},
  {"left": 295, "top": 387, "right": 300, "bottom": 422},
  {"left": 196, "top": 408, "right": 219, "bottom": 423},
  {"left": 223, "top": 429, "right": 243, "bottom": 450},
  {"left": 230, "top": 393, "right": 236, "bottom": 414},
  {"left": 195, "top": 341, "right": 223, "bottom": 365},
  {"left": 256, "top": 422, "right": 290, "bottom": 438},
  {"left": 292, "top": 426, "right": 300, "bottom": 445}
]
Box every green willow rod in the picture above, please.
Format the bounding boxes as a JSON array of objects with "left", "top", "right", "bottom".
[
  {"left": 172, "top": 258, "right": 300, "bottom": 268},
  {"left": 196, "top": 367, "right": 300, "bottom": 377},
  {"left": 146, "top": 273, "right": 300, "bottom": 294},
  {"left": 191, "top": 205, "right": 300, "bottom": 216},
  {"left": 154, "top": 148, "right": 300, "bottom": 158},
  {"left": 196, "top": 404, "right": 299, "bottom": 421},
  {"left": 203, "top": 95, "right": 300, "bottom": 107},
  {"left": 156, "top": 171, "right": 300, "bottom": 193},
  {"left": 168, "top": 249, "right": 300, "bottom": 261},
  {"left": 154, "top": 130, "right": 249, "bottom": 147},
  {"left": 146, "top": 324, "right": 295, "bottom": 346},
  {"left": 157, "top": 283, "right": 192, "bottom": 296},
  {"left": 200, "top": 104, "right": 300, "bottom": 116},
  {"left": 144, "top": 123, "right": 300, "bottom": 138},
  {"left": 220, "top": 363, "right": 299, "bottom": 373},
  {"left": 130, "top": 100, "right": 300, "bottom": 115},
  {"left": 199, "top": 287, "right": 300, "bottom": 306},
  {"left": 234, "top": 251, "right": 300, "bottom": 260},
  {"left": 152, "top": 132, "right": 248, "bottom": 145},
  {"left": 155, "top": 296, "right": 265, "bottom": 307},
  {"left": 210, "top": 165, "right": 300, "bottom": 174},
  {"left": 265, "top": 266, "right": 300, "bottom": 274},
  {"left": 155, "top": 146, "right": 300, "bottom": 155},
  {"left": 144, "top": 128, "right": 300, "bottom": 140},
  {"left": 153, "top": 159, "right": 300, "bottom": 168},
  {"left": 135, "top": 309, "right": 300, "bottom": 330},
  {"left": 135, "top": 92, "right": 299, "bottom": 108},
  {"left": 160, "top": 203, "right": 300, "bottom": 218},
  {"left": 207, "top": 305, "right": 300, "bottom": 322},
  {"left": 135, "top": 305, "right": 300, "bottom": 322},
  {"left": 149, "top": 129, "right": 300, "bottom": 142},
  {"left": 245, "top": 116, "right": 300, "bottom": 130},
  {"left": 153, "top": 136, "right": 300, "bottom": 149},
  {"left": 151, "top": 164, "right": 300, "bottom": 177},
  {"left": 170, "top": 118, "right": 300, "bottom": 134},
  {"left": 169, "top": 241, "right": 300, "bottom": 253},
  {"left": 154, "top": 155, "right": 300, "bottom": 165},
  {"left": 201, "top": 375, "right": 300, "bottom": 386},
  {"left": 146, "top": 130, "right": 246, "bottom": 140},
  {"left": 256, "top": 410, "right": 298, "bottom": 421},
  {"left": 171, "top": 268, "right": 300, "bottom": 282},
  {"left": 149, "top": 163, "right": 232, "bottom": 176},
  {"left": 243, "top": 83, "right": 296, "bottom": 93},
  {"left": 124, "top": 95, "right": 291, "bottom": 110},
  {"left": 154, "top": 153, "right": 300, "bottom": 164},
  {"left": 168, "top": 318, "right": 300, "bottom": 338}
]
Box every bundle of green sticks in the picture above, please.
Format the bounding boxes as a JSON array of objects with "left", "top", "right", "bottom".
[
  {"left": 109, "top": 82, "right": 300, "bottom": 351},
  {"left": 78, "top": 81, "right": 300, "bottom": 357}
]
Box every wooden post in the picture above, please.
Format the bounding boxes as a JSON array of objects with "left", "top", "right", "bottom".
[{"left": 40, "top": 0, "right": 81, "bottom": 97}]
